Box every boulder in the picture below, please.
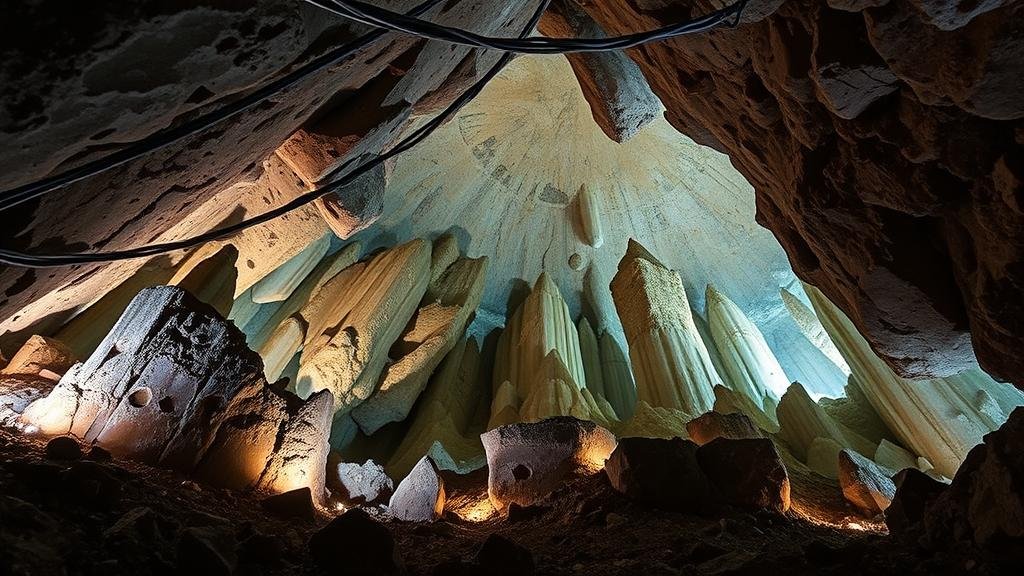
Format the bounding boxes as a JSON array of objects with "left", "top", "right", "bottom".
[
  {"left": 0, "top": 335, "right": 75, "bottom": 378},
  {"left": 330, "top": 458, "right": 394, "bottom": 506},
  {"left": 686, "top": 411, "right": 762, "bottom": 446},
  {"left": 261, "top": 487, "right": 317, "bottom": 521},
  {"left": 481, "top": 417, "right": 617, "bottom": 512},
  {"left": 45, "top": 436, "right": 82, "bottom": 461},
  {"left": 885, "top": 468, "right": 946, "bottom": 542},
  {"left": 178, "top": 525, "right": 237, "bottom": 576},
  {"left": 389, "top": 456, "right": 445, "bottom": 522},
  {"left": 696, "top": 438, "right": 790, "bottom": 513},
  {"left": 604, "top": 437, "right": 717, "bottom": 514},
  {"left": 476, "top": 534, "right": 535, "bottom": 576},
  {"left": 309, "top": 508, "right": 399, "bottom": 575},
  {"left": 837, "top": 449, "right": 896, "bottom": 516}
]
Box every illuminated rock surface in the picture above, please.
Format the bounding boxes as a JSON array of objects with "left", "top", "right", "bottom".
[{"left": 389, "top": 455, "right": 446, "bottom": 523}]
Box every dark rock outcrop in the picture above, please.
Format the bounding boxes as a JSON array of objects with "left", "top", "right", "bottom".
[
  {"left": 697, "top": 437, "right": 791, "bottom": 513},
  {"left": 686, "top": 411, "right": 763, "bottom": 445},
  {"left": 604, "top": 436, "right": 718, "bottom": 514},
  {"left": 578, "top": 0, "right": 1024, "bottom": 386},
  {"left": 837, "top": 448, "right": 895, "bottom": 516},
  {"left": 309, "top": 508, "right": 400, "bottom": 575}
]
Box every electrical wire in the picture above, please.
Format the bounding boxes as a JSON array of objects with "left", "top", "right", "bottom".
[
  {"left": 0, "top": 0, "right": 553, "bottom": 268},
  {"left": 0, "top": 0, "right": 444, "bottom": 214},
  {"left": 312, "top": 0, "right": 749, "bottom": 54}
]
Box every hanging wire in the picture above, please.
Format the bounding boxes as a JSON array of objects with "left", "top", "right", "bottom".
[
  {"left": 0, "top": 0, "right": 444, "bottom": 214},
  {"left": 311, "top": 0, "right": 749, "bottom": 54},
  {"left": 0, "top": 0, "right": 554, "bottom": 268}
]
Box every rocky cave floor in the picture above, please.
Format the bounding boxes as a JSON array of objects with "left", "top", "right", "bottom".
[{"left": 1, "top": 428, "right": 1006, "bottom": 576}]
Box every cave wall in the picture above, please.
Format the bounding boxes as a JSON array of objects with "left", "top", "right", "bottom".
[
  {"left": 576, "top": 0, "right": 1024, "bottom": 385},
  {"left": 0, "top": 0, "right": 543, "bottom": 348}
]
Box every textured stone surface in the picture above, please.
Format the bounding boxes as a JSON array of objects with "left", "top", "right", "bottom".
[
  {"left": 481, "top": 416, "right": 616, "bottom": 512},
  {"left": 329, "top": 458, "right": 394, "bottom": 506},
  {"left": 696, "top": 437, "right": 791, "bottom": 513},
  {"left": 578, "top": 0, "right": 1024, "bottom": 386},
  {"left": 0, "top": 335, "right": 75, "bottom": 379},
  {"left": 388, "top": 455, "right": 445, "bottom": 522},
  {"left": 605, "top": 437, "right": 717, "bottom": 514},
  {"left": 837, "top": 448, "right": 896, "bottom": 516},
  {"left": 686, "top": 411, "right": 762, "bottom": 446}
]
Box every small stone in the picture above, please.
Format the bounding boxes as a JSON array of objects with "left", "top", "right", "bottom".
[
  {"left": 605, "top": 437, "right": 717, "bottom": 514},
  {"left": 261, "top": 487, "right": 317, "bottom": 520},
  {"left": 330, "top": 458, "right": 394, "bottom": 505},
  {"left": 178, "top": 526, "right": 237, "bottom": 576},
  {"left": 476, "top": 534, "right": 535, "bottom": 576},
  {"left": 837, "top": 449, "right": 896, "bottom": 516},
  {"left": 389, "top": 456, "right": 445, "bottom": 522},
  {"left": 506, "top": 502, "right": 548, "bottom": 523},
  {"left": 685, "top": 411, "right": 761, "bottom": 446},
  {"left": 696, "top": 438, "right": 790, "bottom": 513},
  {"left": 45, "top": 436, "right": 82, "bottom": 460},
  {"left": 309, "top": 508, "right": 399, "bottom": 574}
]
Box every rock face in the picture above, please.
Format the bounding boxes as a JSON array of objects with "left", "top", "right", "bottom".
[
  {"left": 309, "top": 508, "right": 399, "bottom": 575},
  {"left": 920, "top": 407, "right": 1024, "bottom": 550},
  {"left": 538, "top": 0, "right": 660, "bottom": 143},
  {"left": 577, "top": 0, "right": 1024, "bottom": 387},
  {"left": 1, "top": 335, "right": 75, "bottom": 378},
  {"left": 388, "top": 455, "right": 446, "bottom": 522},
  {"left": 837, "top": 448, "right": 896, "bottom": 516},
  {"left": 605, "top": 437, "right": 717, "bottom": 514},
  {"left": 20, "top": 286, "right": 333, "bottom": 500},
  {"left": 696, "top": 438, "right": 791, "bottom": 513},
  {"left": 481, "top": 416, "right": 617, "bottom": 512}
]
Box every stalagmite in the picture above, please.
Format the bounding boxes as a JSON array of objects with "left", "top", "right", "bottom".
[
  {"left": 598, "top": 331, "right": 637, "bottom": 419},
  {"left": 246, "top": 242, "right": 362, "bottom": 354},
  {"left": 781, "top": 287, "right": 851, "bottom": 375},
  {"left": 706, "top": 285, "right": 788, "bottom": 411},
  {"left": 168, "top": 244, "right": 239, "bottom": 318},
  {"left": 352, "top": 255, "right": 487, "bottom": 434},
  {"left": 389, "top": 455, "right": 446, "bottom": 523},
  {"left": 610, "top": 240, "right": 720, "bottom": 417},
  {"left": 297, "top": 239, "right": 431, "bottom": 414},
  {"left": 250, "top": 233, "right": 331, "bottom": 304},
  {"left": 806, "top": 283, "right": 1024, "bottom": 478},
  {"left": 228, "top": 288, "right": 262, "bottom": 332},
  {"left": 575, "top": 184, "right": 604, "bottom": 249},
  {"left": 775, "top": 382, "right": 876, "bottom": 476},
  {"left": 874, "top": 439, "right": 919, "bottom": 474},
  {"left": 387, "top": 338, "right": 490, "bottom": 479},
  {"left": 819, "top": 374, "right": 896, "bottom": 446},
  {"left": 488, "top": 380, "right": 521, "bottom": 431},
  {"left": 615, "top": 401, "right": 691, "bottom": 440},
  {"left": 692, "top": 311, "right": 732, "bottom": 391},
  {"left": 578, "top": 317, "right": 605, "bottom": 400},
  {"left": 20, "top": 286, "right": 333, "bottom": 500},
  {"left": 260, "top": 317, "right": 306, "bottom": 382},
  {"left": 712, "top": 385, "right": 779, "bottom": 433}
]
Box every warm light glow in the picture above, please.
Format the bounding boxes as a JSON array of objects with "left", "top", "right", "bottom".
[
  {"left": 456, "top": 499, "right": 497, "bottom": 522},
  {"left": 20, "top": 423, "right": 39, "bottom": 435}
]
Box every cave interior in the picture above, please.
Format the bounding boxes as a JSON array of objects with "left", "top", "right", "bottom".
[{"left": 1, "top": 0, "right": 1023, "bottom": 574}]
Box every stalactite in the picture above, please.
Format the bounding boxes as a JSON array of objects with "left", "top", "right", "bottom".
[
  {"left": 705, "top": 284, "right": 788, "bottom": 411},
  {"left": 610, "top": 240, "right": 720, "bottom": 417},
  {"left": 297, "top": 239, "right": 430, "bottom": 415},
  {"left": 781, "top": 287, "right": 851, "bottom": 375},
  {"left": 575, "top": 184, "right": 604, "bottom": 249},
  {"left": 250, "top": 233, "right": 331, "bottom": 304},
  {"left": 352, "top": 255, "right": 487, "bottom": 434},
  {"left": 387, "top": 338, "right": 489, "bottom": 480},
  {"left": 805, "top": 283, "right": 1024, "bottom": 478}
]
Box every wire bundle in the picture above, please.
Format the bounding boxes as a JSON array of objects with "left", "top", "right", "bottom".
[{"left": 0, "top": 0, "right": 747, "bottom": 267}]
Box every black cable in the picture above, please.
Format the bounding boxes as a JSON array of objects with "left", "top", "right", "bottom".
[
  {"left": 0, "top": 0, "right": 553, "bottom": 268},
  {"left": 313, "top": 0, "right": 748, "bottom": 54},
  {"left": 0, "top": 0, "right": 444, "bottom": 214}
]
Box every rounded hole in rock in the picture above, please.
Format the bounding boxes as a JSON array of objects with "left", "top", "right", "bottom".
[
  {"left": 128, "top": 387, "right": 152, "bottom": 408},
  {"left": 158, "top": 396, "right": 175, "bottom": 413},
  {"left": 512, "top": 464, "right": 532, "bottom": 481}
]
